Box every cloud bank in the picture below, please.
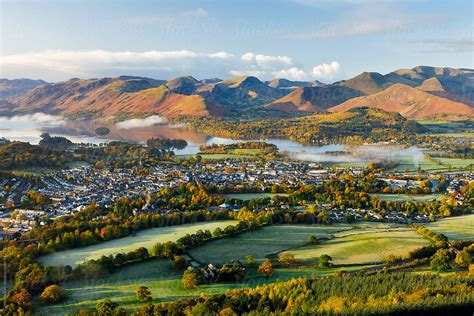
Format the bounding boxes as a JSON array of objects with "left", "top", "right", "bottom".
[
  {"left": 115, "top": 115, "right": 167, "bottom": 129},
  {"left": 0, "top": 49, "right": 340, "bottom": 82}
]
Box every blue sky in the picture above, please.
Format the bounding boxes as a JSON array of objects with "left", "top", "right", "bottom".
[{"left": 0, "top": 0, "right": 472, "bottom": 82}]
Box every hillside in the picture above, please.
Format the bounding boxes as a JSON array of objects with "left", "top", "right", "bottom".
[
  {"left": 265, "top": 78, "right": 324, "bottom": 89},
  {"left": 196, "top": 76, "right": 288, "bottom": 110},
  {"left": 0, "top": 78, "right": 48, "bottom": 99},
  {"left": 266, "top": 85, "right": 363, "bottom": 112},
  {"left": 3, "top": 66, "right": 473, "bottom": 119},
  {"left": 330, "top": 83, "right": 474, "bottom": 119},
  {"left": 6, "top": 77, "right": 227, "bottom": 117}
]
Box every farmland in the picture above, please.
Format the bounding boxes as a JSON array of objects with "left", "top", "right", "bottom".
[
  {"left": 187, "top": 222, "right": 408, "bottom": 264},
  {"left": 424, "top": 214, "right": 474, "bottom": 240},
  {"left": 37, "top": 220, "right": 237, "bottom": 267},
  {"left": 291, "top": 227, "right": 429, "bottom": 265}
]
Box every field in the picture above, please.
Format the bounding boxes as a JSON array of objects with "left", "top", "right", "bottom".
[
  {"left": 188, "top": 222, "right": 405, "bottom": 264},
  {"left": 373, "top": 193, "right": 445, "bottom": 202},
  {"left": 424, "top": 214, "right": 474, "bottom": 240},
  {"left": 222, "top": 193, "right": 289, "bottom": 200},
  {"left": 291, "top": 227, "right": 429, "bottom": 265},
  {"left": 37, "top": 220, "right": 237, "bottom": 267},
  {"left": 36, "top": 255, "right": 371, "bottom": 315},
  {"left": 393, "top": 156, "right": 474, "bottom": 173},
  {"left": 37, "top": 223, "right": 394, "bottom": 315}
]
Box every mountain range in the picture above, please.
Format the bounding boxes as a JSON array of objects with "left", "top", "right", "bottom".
[{"left": 0, "top": 66, "right": 473, "bottom": 120}]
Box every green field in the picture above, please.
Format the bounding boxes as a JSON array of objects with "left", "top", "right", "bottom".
[
  {"left": 37, "top": 221, "right": 237, "bottom": 267},
  {"left": 37, "top": 223, "right": 402, "bottom": 315},
  {"left": 373, "top": 193, "right": 445, "bottom": 202},
  {"left": 188, "top": 223, "right": 404, "bottom": 264},
  {"left": 424, "top": 214, "right": 474, "bottom": 240},
  {"left": 393, "top": 156, "right": 474, "bottom": 173},
  {"left": 291, "top": 227, "right": 429, "bottom": 265},
  {"left": 224, "top": 148, "right": 263, "bottom": 155},
  {"left": 222, "top": 193, "right": 289, "bottom": 200},
  {"left": 36, "top": 255, "right": 371, "bottom": 315},
  {"left": 188, "top": 224, "right": 354, "bottom": 264}
]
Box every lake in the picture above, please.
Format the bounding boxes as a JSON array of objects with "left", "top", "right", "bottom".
[{"left": 0, "top": 114, "right": 425, "bottom": 164}]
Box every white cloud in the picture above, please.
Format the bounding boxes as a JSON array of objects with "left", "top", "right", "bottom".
[
  {"left": 0, "top": 49, "right": 341, "bottom": 82},
  {"left": 116, "top": 115, "right": 167, "bottom": 129},
  {"left": 181, "top": 8, "right": 208, "bottom": 18},
  {"left": 312, "top": 62, "right": 341, "bottom": 79},
  {"left": 272, "top": 67, "right": 308, "bottom": 81}
]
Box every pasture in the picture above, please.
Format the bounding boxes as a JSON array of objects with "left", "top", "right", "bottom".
[
  {"left": 291, "top": 227, "right": 429, "bottom": 265},
  {"left": 188, "top": 222, "right": 401, "bottom": 264},
  {"left": 425, "top": 214, "right": 474, "bottom": 240},
  {"left": 37, "top": 220, "right": 237, "bottom": 267}
]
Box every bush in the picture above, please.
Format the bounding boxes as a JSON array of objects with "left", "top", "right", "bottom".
[
  {"left": 40, "top": 285, "right": 64, "bottom": 304},
  {"left": 245, "top": 255, "right": 257, "bottom": 267},
  {"left": 430, "top": 249, "right": 451, "bottom": 273},
  {"left": 455, "top": 250, "right": 472, "bottom": 268},
  {"left": 278, "top": 252, "right": 296, "bottom": 266},
  {"left": 182, "top": 268, "right": 200, "bottom": 289}
]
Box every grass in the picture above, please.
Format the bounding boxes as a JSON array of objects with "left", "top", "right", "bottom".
[
  {"left": 188, "top": 224, "right": 354, "bottom": 264},
  {"left": 424, "top": 214, "right": 474, "bottom": 240},
  {"left": 222, "top": 193, "right": 289, "bottom": 200},
  {"left": 392, "top": 156, "right": 474, "bottom": 173},
  {"left": 36, "top": 222, "right": 429, "bottom": 314},
  {"left": 36, "top": 256, "right": 373, "bottom": 315},
  {"left": 188, "top": 222, "right": 401, "bottom": 264},
  {"left": 37, "top": 221, "right": 237, "bottom": 267},
  {"left": 372, "top": 193, "right": 445, "bottom": 202},
  {"left": 291, "top": 227, "right": 429, "bottom": 266}
]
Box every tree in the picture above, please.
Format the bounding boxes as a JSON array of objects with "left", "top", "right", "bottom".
[
  {"left": 258, "top": 259, "right": 273, "bottom": 278},
  {"left": 182, "top": 268, "right": 199, "bottom": 289},
  {"left": 172, "top": 255, "right": 188, "bottom": 270},
  {"left": 319, "top": 254, "right": 333, "bottom": 268},
  {"left": 8, "top": 288, "right": 32, "bottom": 310},
  {"left": 136, "top": 286, "right": 152, "bottom": 302},
  {"left": 430, "top": 249, "right": 451, "bottom": 273},
  {"left": 40, "top": 285, "right": 64, "bottom": 304},
  {"left": 245, "top": 255, "right": 257, "bottom": 267},
  {"left": 455, "top": 250, "right": 472, "bottom": 268},
  {"left": 278, "top": 252, "right": 296, "bottom": 266},
  {"left": 96, "top": 298, "right": 118, "bottom": 315}
]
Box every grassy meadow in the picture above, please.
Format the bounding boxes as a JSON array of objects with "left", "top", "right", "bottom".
[
  {"left": 37, "top": 220, "right": 237, "bottom": 267},
  {"left": 424, "top": 214, "right": 474, "bottom": 240},
  {"left": 291, "top": 227, "right": 429, "bottom": 265}
]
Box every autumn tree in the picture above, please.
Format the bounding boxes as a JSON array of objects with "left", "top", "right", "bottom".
[
  {"left": 40, "top": 285, "right": 64, "bottom": 304},
  {"left": 455, "top": 250, "right": 472, "bottom": 268},
  {"left": 182, "top": 268, "right": 200, "bottom": 289},
  {"left": 279, "top": 252, "right": 296, "bottom": 267},
  {"left": 258, "top": 259, "right": 273, "bottom": 278},
  {"left": 136, "top": 286, "right": 152, "bottom": 302},
  {"left": 96, "top": 298, "right": 118, "bottom": 315}
]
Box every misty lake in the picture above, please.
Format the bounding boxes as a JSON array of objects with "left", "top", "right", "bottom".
[{"left": 0, "top": 114, "right": 424, "bottom": 164}]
